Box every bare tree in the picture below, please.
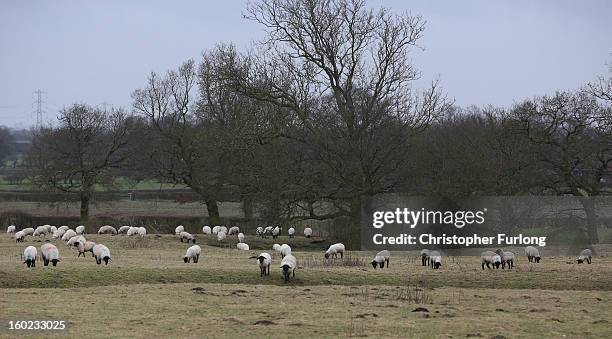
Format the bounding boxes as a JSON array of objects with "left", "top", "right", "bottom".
[
  {"left": 0, "top": 126, "right": 14, "bottom": 165},
  {"left": 28, "top": 103, "right": 130, "bottom": 222}
]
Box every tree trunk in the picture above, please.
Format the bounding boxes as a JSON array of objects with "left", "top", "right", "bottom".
[
  {"left": 206, "top": 199, "right": 221, "bottom": 225},
  {"left": 80, "top": 193, "right": 90, "bottom": 223},
  {"left": 579, "top": 197, "right": 599, "bottom": 244},
  {"left": 243, "top": 196, "right": 254, "bottom": 220}
]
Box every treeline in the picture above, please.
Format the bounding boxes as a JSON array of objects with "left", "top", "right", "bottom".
[{"left": 22, "top": 0, "right": 612, "bottom": 243}]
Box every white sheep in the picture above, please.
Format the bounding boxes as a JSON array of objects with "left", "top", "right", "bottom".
[
  {"left": 175, "top": 225, "right": 185, "bottom": 235},
  {"left": 288, "top": 227, "right": 295, "bottom": 238},
  {"left": 495, "top": 249, "right": 515, "bottom": 269},
  {"left": 263, "top": 226, "right": 273, "bottom": 238},
  {"left": 272, "top": 244, "right": 281, "bottom": 252},
  {"left": 15, "top": 230, "right": 25, "bottom": 242},
  {"left": 280, "top": 254, "right": 297, "bottom": 282},
  {"left": 126, "top": 227, "right": 139, "bottom": 236},
  {"left": 52, "top": 228, "right": 66, "bottom": 240},
  {"left": 6, "top": 225, "right": 16, "bottom": 236},
  {"left": 212, "top": 226, "right": 221, "bottom": 235},
  {"left": 183, "top": 245, "right": 201, "bottom": 263},
  {"left": 429, "top": 250, "right": 442, "bottom": 269},
  {"left": 58, "top": 225, "right": 69, "bottom": 231},
  {"left": 117, "top": 226, "right": 131, "bottom": 234},
  {"left": 420, "top": 249, "right": 431, "bottom": 266},
  {"left": 325, "top": 243, "right": 345, "bottom": 259},
  {"left": 280, "top": 244, "right": 291, "bottom": 258},
  {"left": 50, "top": 226, "right": 57, "bottom": 233},
  {"left": 61, "top": 229, "right": 77, "bottom": 242},
  {"left": 303, "top": 227, "right": 312, "bottom": 238},
  {"left": 67, "top": 235, "right": 86, "bottom": 247},
  {"left": 577, "top": 249, "right": 593, "bottom": 264},
  {"left": 97, "top": 225, "right": 117, "bottom": 235},
  {"left": 219, "top": 226, "right": 228, "bottom": 234},
  {"left": 257, "top": 252, "right": 272, "bottom": 277},
  {"left": 238, "top": 233, "right": 245, "bottom": 243},
  {"left": 92, "top": 244, "right": 111, "bottom": 265},
  {"left": 202, "top": 226, "right": 212, "bottom": 234},
  {"left": 481, "top": 251, "right": 501, "bottom": 270},
  {"left": 525, "top": 246, "right": 541, "bottom": 263},
  {"left": 77, "top": 241, "right": 96, "bottom": 258},
  {"left": 33, "top": 225, "right": 50, "bottom": 237},
  {"left": 217, "top": 231, "right": 227, "bottom": 241},
  {"left": 228, "top": 226, "right": 240, "bottom": 235},
  {"left": 272, "top": 226, "right": 281, "bottom": 239},
  {"left": 236, "top": 243, "right": 250, "bottom": 251},
  {"left": 75, "top": 225, "right": 85, "bottom": 235},
  {"left": 40, "top": 243, "right": 60, "bottom": 266},
  {"left": 137, "top": 227, "right": 147, "bottom": 236},
  {"left": 22, "top": 227, "right": 35, "bottom": 236},
  {"left": 179, "top": 231, "right": 196, "bottom": 244},
  {"left": 371, "top": 250, "right": 390, "bottom": 269},
  {"left": 256, "top": 226, "right": 264, "bottom": 237},
  {"left": 23, "top": 245, "right": 37, "bottom": 268}
]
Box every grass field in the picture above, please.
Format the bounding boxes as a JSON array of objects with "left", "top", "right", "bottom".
[{"left": 1, "top": 234, "right": 611, "bottom": 338}]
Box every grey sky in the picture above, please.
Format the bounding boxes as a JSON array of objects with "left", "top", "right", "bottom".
[{"left": 1, "top": 0, "right": 610, "bottom": 128}]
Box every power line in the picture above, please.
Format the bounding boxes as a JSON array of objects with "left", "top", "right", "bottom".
[{"left": 32, "top": 89, "right": 47, "bottom": 128}]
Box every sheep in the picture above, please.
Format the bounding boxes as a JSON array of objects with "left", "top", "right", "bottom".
[
  {"left": 137, "top": 227, "right": 147, "bottom": 236},
  {"left": 228, "top": 226, "right": 240, "bottom": 235},
  {"left": 495, "top": 249, "right": 515, "bottom": 269},
  {"left": 371, "top": 250, "right": 390, "bottom": 269},
  {"left": 212, "top": 226, "right": 221, "bottom": 235},
  {"left": 6, "top": 225, "right": 16, "bottom": 236},
  {"left": 325, "top": 243, "right": 345, "bottom": 259},
  {"left": 288, "top": 227, "right": 295, "bottom": 238},
  {"left": 272, "top": 244, "right": 281, "bottom": 252},
  {"left": 97, "top": 225, "right": 117, "bottom": 235},
  {"left": 263, "top": 226, "right": 273, "bottom": 238},
  {"left": 40, "top": 243, "right": 60, "bottom": 266},
  {"left": 217, "top": 231, "right": 227, "bottom": 241},
  {"left": 280, "top": 244, "right": 291, "bottom": 258},
  {"left": 117, "top": 226, "right": 131, "bottom": 234},
  {"left": 52, "top": 228, "right": 66, "bottom": 240},
  {"left": 481, "top": 251, "right": 501, "bottom": 270},
  {"left": 525, "top": 246, "right": 541, "bottom": 263},
  {"left": 183, "top": 245, "right": 201, "bottom": 263},
  {"left": 15, "top": 230, "right": 25, "bottom": 242},
  {"left": 75, "top": 225, "right": 85, "bottom": 235},
  {"left": 202, "top": 226, "right": 211, "bottom": 235},
  {"left": 577, "top": 249, "right": 593, "bottom": 264},
  {"left": 272, "top": 226, "right": 281, "bottom": 239},
  {"left": 237, "top": 243, "right": 250, "bottom": 251},
  {"left": 50, "top": 226, "right": 57, "bottom": 233},
  {"left": 77, "top": 241, "right": 96, "bottom": 258},
  {"left": 429, "top": 250, "right": 442, "bottom": 269},
  {"left": 67, "top": 235, "right": 86, "bottom": 247},
  {"left": 23, "top": 246, "right": 37, "bottom": 267},
  {"left": 420, "top": 249, "right": 431, "bottom": 266},
  {"left": 219, "top": 226, "right": 228, "bottom": 234},
  {"left": 61, "top": 229, "right": 77, "bottom": 242},
  {"left": 22, "top": 227, "right": 35, "bottom": 236},
  {"left": 179, "top": 231, "right": 196, "bottom": 244},
  {"left": 256, "top": 226, "right": 264, "bottom": 238},
  {"left": 58, "top": 225, "right": 69, "bottom": 231},
  {"left": 92, "top": 244, "right": 111, "bottom": 265},
  {"left": 126, "top": 227, "right": 139, "bottom": 236},
  {"left": 280, "top": 254, "right": 297, "bottom": 282},
  {"left": 33, "top": 225, "right": 51, "bottom": 237},
  {"left": 238, "top": 233, "right": 245, "bottom": 243},
  {"left": 257, "top": 252, "right": 272, "bottom": 277},
  {"left": 303, "top": 227, "right": 312, "bottom": 238},
  {"left": 175, "top": 225, "right": 185, "bottom": 235}
]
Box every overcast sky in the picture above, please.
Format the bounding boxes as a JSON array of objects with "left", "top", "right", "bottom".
[{"left": 1, "top": 0, "right": 610, "bottom": 128}]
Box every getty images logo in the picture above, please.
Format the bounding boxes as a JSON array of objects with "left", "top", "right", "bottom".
[{"left": 372, "top": 208, "right": 487, "bottom": 229}]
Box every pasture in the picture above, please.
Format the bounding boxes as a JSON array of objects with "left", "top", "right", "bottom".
[{"left": 1, "top": 233, "right": 611, "bottom": 338}]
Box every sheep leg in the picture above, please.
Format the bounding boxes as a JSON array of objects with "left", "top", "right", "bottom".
[
  {"left": 587, "top": 257, "right": 591, "bottom": 264},
  {"left": 340, "top": 252, "right": 343, "bottom": 259},
  {"left": 386, "top": 259, "right": 389, "bottom": 268}
]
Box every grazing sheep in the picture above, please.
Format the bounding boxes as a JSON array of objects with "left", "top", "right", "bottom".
[
  {"left": 256, "top": 227, "right": 264, "bottom": 237},
  {"left": 23, "top": 246, "right": 37, "bottom": 268},
  {"left": 33, "top": 225, "right": 51, "bottom": 237},
  {"left": 22, "top": 227, "right": 35, "bottom": 236},
  {"left": 183, "top": 245, "right": 201, "bottom": 263},
  {"left": 272, "top": 244, "right": 281, "bottom": 252},
  {"left": 52, "top": 228, "right": 66, "bottom": 240},
  {"left": 219, "top": 226, "right": 228, "bottom": 234},
  {"left": 179, "top": 231, "right": 196, "bottom": 244},
  {"left": 98, "top": 225, "right": 117, "bottom": 235},
  {"left": 137, "top": 227, "right": 146, "bottom": 236},
  {"left": 217, "top": 231, "right": 227, "bottom": 241},
  {"left": 288, "top": 227, "right": 295, "bottom": 238},
  {"left": 280, "top": 244, "right": 291, "bottom": 258},
  {"left": 263, "top": 226, "right": 273, "bottom": 238},
  {"left": 577, "top": 249, "right": 593, "bottom": 264},
  {"left": 67, "top": 235, "right": 86, "bottom": 247},
  {"left": 228, "top": 226, "right": 240, "bottom": 235},
  {"left": 126, "top": 227, "right": 139, "bottom": 236},
  {"left": 7, "top": 225, "right": 16, "bottom": 236},
  {"left": 92, "top": 244, "right": 111, "bottom": 265},
  {"left": 237, "top": 243, "right": 250, "bottom": 251},
  {"left": 420, "top": 249, "right": 431, "bottom": 266},
  {"left": 15, "top": 230, "right": 25, "bottom": 242},
  {"left": 272, "top": 226, "right": 281, "bottom": 239},
  {"left": 175, "top": 225, "right": 185, "bottom": 235},
  {"left": 257, "top": 252, "right": 272, "bottom": 277},
  {"left": 525, "top": 246, "right": 541, "bottom": 263},
  {"left": 75, "top": 225, "right": 85, "bottom": 235},
  {"left": 212, "top": 226, "right": 221, "bottom": 235},
  {"left": 238, "top": 233, "right": 245, "bottom": 243},
  {"left": 495, "top": 249, "right": 515, "bottom": 269},
  {"left": 61, "top": 229, "right": 77, "bottom": 242},
  {"left": 429, "top": 250, "right": 442, "bottom": 269},
  {"left": 77, "top": 241, "right": 96, "bottom": 257},
  {"left": 58, "top": 225, "right": 69, "bottom": 231},
  {"left": 202, "top": 226, "right": 211, "bottom": 235},
  {"left": 50, "top": 226, "right": 57, "bottom": 233},
  {"left": 325, "top": 243, "right": 345, "bottom": 259},
  {"left": 481, "top": 251, "right": 501, "bottom": 270},
  {"left": 303, "top": 227, "right": 312, "bottom": 238},
  {"left": 280, "top": 254, "right": 297, "bottom": 282},
  {"left": 117, "top": 226, "right": 131, "bottom": 234},
  {"left": 40, "top": 243, "right": 60, "bottom": 266},
  {"left": 371, "top": 250, "right": 390, "bottom": 269}
]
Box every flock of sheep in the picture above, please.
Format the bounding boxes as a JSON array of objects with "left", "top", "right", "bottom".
[{"left": 5, "top": 224, "right": 596, "bottom": 282}]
